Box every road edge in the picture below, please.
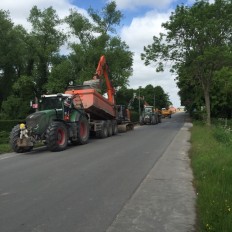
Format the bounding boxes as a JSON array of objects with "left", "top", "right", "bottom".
[{"left": 107, "top": 121, "right": 196, "bottom": 232}]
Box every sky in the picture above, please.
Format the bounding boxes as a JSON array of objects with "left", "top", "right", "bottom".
[{"left": 0, "top": 0, "right": 199, "bottom": 107}]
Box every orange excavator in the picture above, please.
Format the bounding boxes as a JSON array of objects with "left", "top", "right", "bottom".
[
  {"left": 65, "top": 55, "right": 133, "bottom": 137},
  {"left": 93, "top": 55, "right": 115, "bottom": 104}
]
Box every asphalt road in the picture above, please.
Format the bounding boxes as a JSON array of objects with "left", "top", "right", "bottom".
[{"left": 0, "top": 112, "right": 187, "bottom": 232}]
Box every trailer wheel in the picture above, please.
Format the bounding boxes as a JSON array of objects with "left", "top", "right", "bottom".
[
  {"left": 96, "top": 121, "right": 108, "bottom": 139},
  {"left": 151, "top": 115, "right": 156, "bottom": 125},
  {"left": 46, "top": 122, "right": 68, "bottom": 151},
  {"left": 76, "top": 116, "right": 89, "bottom": 145},
  {"left": 10, "top": 125, "right": 33, "bottom": 153},
  {"left": 112, "top": 120, "right": 118, "bottom": 135},
  {"left": 107, "top": 120, "right": 113, "bottom": 137}
]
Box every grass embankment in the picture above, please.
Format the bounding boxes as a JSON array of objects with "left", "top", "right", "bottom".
[
  {"left": 190, "top": 121, "right": 232, "bottom": 232},
  {"left": 0, "top": 131, "right": 11, "bottom": 154}
]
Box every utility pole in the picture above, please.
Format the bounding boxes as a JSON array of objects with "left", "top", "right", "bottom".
[
  {"left": 153, "top": 94, "right": 155, "bottom": 109},
  {"left": 139, "top": 86, "right": 141, "bottom": 117}
]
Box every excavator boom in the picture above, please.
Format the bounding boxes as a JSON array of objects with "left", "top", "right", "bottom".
[{"left": 95, "top": 55, "right": 115, "bottom": 104}]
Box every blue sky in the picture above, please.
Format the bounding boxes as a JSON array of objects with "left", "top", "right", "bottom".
[
  {"left": 0, "top": 0, "right": 199, "bottom": 107},
  {"left": 73, "top": 0, "right": 192, "bottom": 27}
]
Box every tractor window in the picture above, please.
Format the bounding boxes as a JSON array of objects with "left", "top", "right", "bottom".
[
  {"left": 39, "top": 97, "right": 62, "bottom": 111},
  {"left": 145, "top": 108, "right": 152, "bottom": 113}
]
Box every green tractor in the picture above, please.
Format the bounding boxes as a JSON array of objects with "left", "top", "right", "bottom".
[
  {"left": 139, "top": 105, "right": 162, "bottom": 125},
  {"left": 10, "top": 93, "right": 89, "bottom": 152}
]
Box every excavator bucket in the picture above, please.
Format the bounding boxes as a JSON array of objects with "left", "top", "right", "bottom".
[{"left": 117, "top": 122, "right": 134, "bottom": 133}]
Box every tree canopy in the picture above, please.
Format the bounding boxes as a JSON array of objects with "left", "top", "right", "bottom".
[
  {"left": 141, "top": 0, "right": 232, "bottom": 125},
  {"left": 0, "top": 1, "right": 134, "bottom": 119},
  {"left": 115, "top": 85, "right": 170, "bottom": 112}
]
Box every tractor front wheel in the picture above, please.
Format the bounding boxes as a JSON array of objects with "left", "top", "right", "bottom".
[
  {"left": 151, "top": 115, "right": 156, "bottom": 125},
  {"left": 46, "top": 122, "right": 68, "bottom": 151},
  {"left": 10, "top": 125, "right": 33, "bottom": 153}
]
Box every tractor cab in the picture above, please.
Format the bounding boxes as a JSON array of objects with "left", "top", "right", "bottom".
[
  {"left": 39, "top": 95, "right": 64, "bottom": 111},
  {"left": 38, "top": 94, "right": 73, "bottom": 120},
  {"left": 26, "top": 94, "right": 74, "bottom": 135},
  {"left": 144, "top": 106, "right": 153, "bottom": 114}
]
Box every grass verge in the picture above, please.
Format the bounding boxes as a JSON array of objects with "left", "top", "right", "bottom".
[
  {"left": 190, "top": 121, "right": 232, "bottom": 232},
  {"left": 0, "top": 144, "right": 12, "bottom": 154},
  {"left": 0, "top": 131, "right": 11, "bottom": 154}
]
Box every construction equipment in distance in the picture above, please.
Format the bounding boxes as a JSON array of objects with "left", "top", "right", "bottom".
[
  {"left": 139, "top": 105, "right": 162, "bottom": 125},
  {"left": 10, "top": 55, "right": 133, "bottom": 153},
  {"left": 161, "top": 107, "right": 172, "bottom": 118}
]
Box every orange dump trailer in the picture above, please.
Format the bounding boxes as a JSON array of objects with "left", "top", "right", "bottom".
[
  {"left": 64, "top": 55, "right": 133, "bottom": 137},
  {"left": 65, "top": 85, "right": 116, "bottom": 120}
]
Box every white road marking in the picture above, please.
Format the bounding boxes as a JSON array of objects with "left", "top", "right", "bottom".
[{"left": 0, "top": 153, "right": 19, "bottom": 161}]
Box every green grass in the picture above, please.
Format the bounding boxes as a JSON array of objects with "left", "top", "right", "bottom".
[
  {"left": 0, "top": 143, "right": 12, "bottom": 154},
  {"left": 190, "top": 122, "right": 232, "bottom": 232},
  {"left": 0, "top": 131, "right": 11, "bottom": 154}
]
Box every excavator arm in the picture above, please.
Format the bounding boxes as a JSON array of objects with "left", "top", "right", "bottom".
[{"left": 94, "top": 55, "right": 115, "bottom": 104}]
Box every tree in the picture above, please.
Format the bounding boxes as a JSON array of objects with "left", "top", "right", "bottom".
[
  {"left": 0, "top": 10, "right": 28, "bottom": 107},
  {"left": 46, "top": 58, "right": 74, "bottom": 93},
  {"left": 134, "top": 85, "right": 170, "bottom": 109},
  {"left": 0, "top": 2, "right": 133, "bottom": 120},
  {"left": 115, "top": 85, "right": 169, "bottom": 113},
  {"left": 210, "top": 67, "right": 232, "bottom": 118},
  {"left": 141, "top": 0, "right": 232, "bottom": 125},
  {"left": 115, "top": 87, "right": 134, "bottom": 106},
  {"left": 1, "top": 76, "right": 36, "bottom": 119},
  {"left": 28, "top": 6, "right": 66, "bottom": 97},
  {"left": 88, "top": 1, "right": 123, "bottom": 34},
  {"left": 153, "top": 86, "right": 170, "bottom": 109},
  {"left": 0, "top": 6, "right": 66, "bottom": 119},
  {"left": 65, "top": 1, "right": 133, "bottom": 89}
]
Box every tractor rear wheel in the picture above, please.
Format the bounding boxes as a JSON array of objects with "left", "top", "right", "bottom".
[
  {"left": 76, "top": 116, "right": 89, "bottom": 145},
  {"left": 151, "top": 115, "right": 156, "bottom": 125},
  {"left": 10, "top": 125, "right": 33, "bottom": 153},
  {"left": 46, "top": 122, "right": 68, "bottom": 151}
]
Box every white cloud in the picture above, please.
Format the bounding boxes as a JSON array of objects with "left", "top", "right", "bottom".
[
  {"left": 121, "top": 11, "right": 169, "bottom": 52},
  {"left": 120, "top": 10, "right": 181, "bottom": 107},
  {"left": 0, "top": 0, "right": 86, "bottom": 30},
  {"left": 112, "top": 0, "right": 177, "bottom": 10},
  {"left": 0, "top": 0, "right": 87, "bottom": 54}
]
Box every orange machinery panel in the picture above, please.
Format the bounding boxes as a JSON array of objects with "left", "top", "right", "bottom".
[{"left": 65, "top": 86, "right": 116, "bottom": 120}]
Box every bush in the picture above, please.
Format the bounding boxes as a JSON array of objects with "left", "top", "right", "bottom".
[
  {"left": 0, "top": 131, "right": 10, "bottom": 144},
  {"left": 191, "top": 111, "right": 206, "bottom": 121},
  {"left": 212, "top": 126, "right": 232, "bottom": 145},
  {"left": 130, "top": 111, "right": 139, "bottom": 122},
  {"left": 0, "top": 144, "right": 11, "bottom": 154},
  {"left": 1, "top": 95, "right": 31, "bottom": 120},
  {"left": 0, "top": 120, "right": 24, "bottom": 132}
]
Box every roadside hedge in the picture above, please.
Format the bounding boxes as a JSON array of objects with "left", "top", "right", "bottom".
[
  {"left": 0, "top": 120, "right": 24, "bottom": 132},
  {"left": 130, "top": 111, "right": 139, "bottom": 122},
  {"left": 0, "top": 131, "right": 10, "bottom": 144}
]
